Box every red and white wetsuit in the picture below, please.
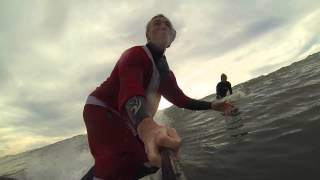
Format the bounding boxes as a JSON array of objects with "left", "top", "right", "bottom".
[{"left": 83, "top": 45, "right": 210, "bottom": 179}]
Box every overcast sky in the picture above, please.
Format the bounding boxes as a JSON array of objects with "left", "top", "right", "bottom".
[{"left": 1, "top": 0, "right": 320, "bottom": 157}]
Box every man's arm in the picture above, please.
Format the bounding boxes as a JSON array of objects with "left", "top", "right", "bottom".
[
  {"left": 160, "top": 73, "right": 237, "bottom": 114},
  {"left": 118, "top": 48, "right": 181, "bottom": 168},
  {"left": 125, "top": 96, "right": 151, "bottom": 129},
  {"left": 160, "top": 71, "right": 211, "bottom": 110},
  {"left": 216, "top": 83, "right": 221, "bottom": 99},
  {"left": 228, "top": 82, "right": 233, "bottom": 95},
  {"left": 118, "top": 48, "right": 146, "bottom": 110}
]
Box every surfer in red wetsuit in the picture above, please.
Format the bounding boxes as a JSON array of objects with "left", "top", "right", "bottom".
[{"left": 82, "top": 14, "right": 238, "bottom": 180}]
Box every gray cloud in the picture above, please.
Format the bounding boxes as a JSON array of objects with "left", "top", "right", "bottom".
[
  {"left": 169, "top": 0, "right": 320, "bottom": 63},
  {"left": 40, "top": 0, "right": 70, "bottom": 40},
  {"left": 3, "top": 90, "right": 82, "bottom": 137},
  {"left": 185, "top": 17, "right": 284, "bottom": 60},
  {"left": 298, "top": 35, "right": 320, "bottom": 56}
]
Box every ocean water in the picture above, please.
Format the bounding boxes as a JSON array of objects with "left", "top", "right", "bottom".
[{"left": 0, "top": 52, "right": 319, "bottom": 180}]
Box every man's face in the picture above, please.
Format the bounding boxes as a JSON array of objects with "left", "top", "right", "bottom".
[
  {"left": 147, "top": 17, "right": 173, "bottom": 49},
  {"left": 222, "top": 76, "right": 227, "bottom": 82}
]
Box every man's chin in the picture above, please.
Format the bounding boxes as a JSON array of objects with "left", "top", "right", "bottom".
[{"left": 153, "top": 41, "right": 169, "bottom": 49}]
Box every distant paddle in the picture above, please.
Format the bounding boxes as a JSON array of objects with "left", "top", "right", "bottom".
[{"left": 161, "top": 148, "right": 188, "bottom": 180}]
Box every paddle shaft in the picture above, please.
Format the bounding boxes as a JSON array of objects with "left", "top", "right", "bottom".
[{"left": 161, "top": 148, "right": 187, "bottom": 180}]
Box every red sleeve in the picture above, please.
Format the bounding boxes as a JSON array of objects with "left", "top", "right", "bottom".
[
  {"left": 118, "top": 48, "right": 146, "bottom": 110},
  {"left": 160, "top": 71, "right": 192, "bottom": 108}
]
